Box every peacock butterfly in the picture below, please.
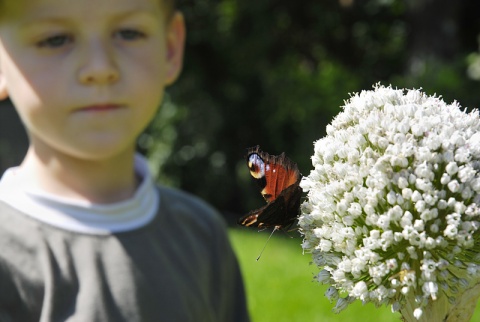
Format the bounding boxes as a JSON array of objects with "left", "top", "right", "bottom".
[{"left": 239, "top": 145, "right": 303, "bottom": 231}]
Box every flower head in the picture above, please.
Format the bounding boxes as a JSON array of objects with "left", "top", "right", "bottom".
[{"left": 300, "top": 84, "right": 480, "bottom": 318}]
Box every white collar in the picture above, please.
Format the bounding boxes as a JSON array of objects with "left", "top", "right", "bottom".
[{"left": 0, "top": 154, "right": 159, "bottom": 235}]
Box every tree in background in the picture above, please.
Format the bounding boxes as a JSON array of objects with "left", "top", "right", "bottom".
[
  {"left": 139, "top": 0, "right": 480, "bottom": 221},
  {"left": 1, "top": 0, "right": 475, "bottom": 222}
]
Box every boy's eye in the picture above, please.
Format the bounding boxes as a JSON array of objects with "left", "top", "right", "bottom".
[
  {"left": 37, "top": 34, "right": 73, "bottom": 48},
  {"left": 116, "top": 29, "right": 146, "bottom": 41}
]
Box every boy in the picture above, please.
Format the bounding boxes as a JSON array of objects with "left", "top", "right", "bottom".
[{"left": 0, "top": 0, "right": 250, "bottom": 321}]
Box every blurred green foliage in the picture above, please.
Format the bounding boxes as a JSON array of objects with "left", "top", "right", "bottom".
[{"left": 140, "top": 0, "right": 480, "bottom": 220}]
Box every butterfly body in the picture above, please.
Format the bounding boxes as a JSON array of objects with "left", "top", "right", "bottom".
[{"left": 239, "top": 146, "right": 303, "bottom": 230}]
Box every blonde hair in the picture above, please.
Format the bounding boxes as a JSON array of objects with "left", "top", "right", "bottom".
[{"left": 0, "top": 0, "right": 177, "bottom": 21}]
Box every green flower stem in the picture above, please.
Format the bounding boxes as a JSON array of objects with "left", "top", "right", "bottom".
[{"left": 399, "top": 277, "right": 480, "bottom": 322}]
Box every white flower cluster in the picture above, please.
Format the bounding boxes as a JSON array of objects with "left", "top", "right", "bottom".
[{"left": 299, "top": 85, "right": 480, "bottom": 318}]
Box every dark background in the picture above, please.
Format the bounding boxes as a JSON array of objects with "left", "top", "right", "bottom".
[{"left": 1, "top": 0, "right": 480, "bottom": 224}]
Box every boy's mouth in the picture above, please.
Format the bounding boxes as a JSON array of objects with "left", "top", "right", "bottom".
[{"left": 77, "top": 104, "right": 124, "bottom": 112}]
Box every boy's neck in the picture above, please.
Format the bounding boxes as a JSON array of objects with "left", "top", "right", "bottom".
[{"left": 18, "top": 146, "right": 140, "bottom": 204}]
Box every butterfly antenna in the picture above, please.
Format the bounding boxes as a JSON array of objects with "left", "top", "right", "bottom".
[{"left": 256, "top": 226, "right": 279, "bottom": 261}]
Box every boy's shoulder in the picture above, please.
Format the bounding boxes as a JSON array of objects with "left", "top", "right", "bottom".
[
  {"left": 157, "top": 184, "right": 216, "bottom": 213},
  {"left": 155, "top": 184, "right": 227, "bottom": 231}
]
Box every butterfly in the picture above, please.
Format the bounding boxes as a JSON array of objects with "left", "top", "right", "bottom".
[{"left": 238, "top": 145, "right": 303, "bottom": 231}]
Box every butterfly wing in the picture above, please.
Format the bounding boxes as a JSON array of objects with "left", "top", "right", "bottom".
[
  {"left": 246, "top": 145, "right": 300, "bottom": 202},
  {"left": 238, "top": 179, "right": 302, "bottom": 230}
]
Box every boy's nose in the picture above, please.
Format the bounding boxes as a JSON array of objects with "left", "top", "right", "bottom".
[{"left": 78, "top": 41, "right": 119, "bottom": 85}]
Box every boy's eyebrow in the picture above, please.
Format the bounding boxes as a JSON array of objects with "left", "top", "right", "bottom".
[{"left": 18, "top": 8, "right": 159, "bottom": 28}]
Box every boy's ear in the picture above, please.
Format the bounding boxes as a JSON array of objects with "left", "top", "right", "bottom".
[{"left": 164, "top": 11, "right": 186, "bottom": 86}]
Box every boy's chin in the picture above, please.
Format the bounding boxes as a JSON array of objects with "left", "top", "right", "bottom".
[{"left": 33, "top": 141, "right": 137, "bottom": 164}]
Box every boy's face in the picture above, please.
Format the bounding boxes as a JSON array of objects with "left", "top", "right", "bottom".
[{"left": 0, "top": 0, "right": 184, "bottom": 161}]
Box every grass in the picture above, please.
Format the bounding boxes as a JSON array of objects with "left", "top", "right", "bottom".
[{"left": 229, "top": 228, "right": 480, "bottom": 322}]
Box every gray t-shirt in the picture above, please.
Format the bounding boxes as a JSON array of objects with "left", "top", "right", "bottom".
[{"left": 0, "top": 185, "right": 249, "bottom": 322}]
